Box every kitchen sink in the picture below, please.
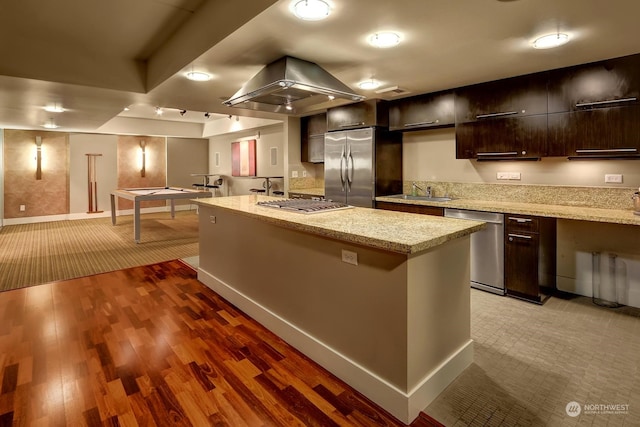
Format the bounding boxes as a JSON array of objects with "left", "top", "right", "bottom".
[{"left": 386, "top": 194, "right": 453, "bottom": 202}]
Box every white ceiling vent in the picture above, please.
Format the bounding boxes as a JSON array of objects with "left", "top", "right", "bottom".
[{"left": 375, "top": 85, "right": 411, "bottom": 97}]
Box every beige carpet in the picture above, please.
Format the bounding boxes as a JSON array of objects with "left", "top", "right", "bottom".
[
  {"left": 426, "top": 289, "right": 640, "bottom": 426},
  {"left": 0, "top": 210, "right": 199, "bottom": 291}
]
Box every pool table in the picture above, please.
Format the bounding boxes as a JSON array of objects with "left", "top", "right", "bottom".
[{"left": 110, "top": 187, "right": 212, "bottom": 243}]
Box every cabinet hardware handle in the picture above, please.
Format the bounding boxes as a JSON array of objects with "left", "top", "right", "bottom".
[
  {"left": 339, "top": 122, "right": 365, "bottom": 128},
  {"left": 476, "top": 111, "right": 518, "bottom": 119},
  {"left": 508, "top": 217, "right": 532, "bottom": 223},
  {"left": 404, "top": 120, "right": 438, "bottom": 127},
  {"left": 575, "top": 97, "right": 637, "bottom": 108},
  {"left": 508, "top": 233, "right": 532, "bottom": 240},
  {"left": 575, "top": 148, "right": 638, "bottom": 154},
  {"left": 477, "top": 151, "right": 519, "bottom": 157}
]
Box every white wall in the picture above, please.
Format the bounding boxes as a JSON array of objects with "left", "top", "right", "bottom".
[
  {"left": 209, "top": 124, "right": 285, "bottom": 195},
  {"left": 69, "top": 133, "right": 118, "bottom": 216},
  {"left": 403, "top": 128, "right": 640, "bottom": 189}
]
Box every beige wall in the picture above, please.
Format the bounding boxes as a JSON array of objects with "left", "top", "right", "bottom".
[
  {"left": 4, "top": 130, "right": 69, "bottom": 219},
  {"left": 167, "top": 137, "right": 208, "bottom": 188},
  {"left": 209, "top": 124, "right": 285, "bottom": 195},
  {"left": 69, "top": 133, "right": 118, "bottom": 214},
  {"left": 403, "top": 128, "right": 640, "bottom": 189}
]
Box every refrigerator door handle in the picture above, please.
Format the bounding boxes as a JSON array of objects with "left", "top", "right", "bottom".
[
  {"left": 346, "top": 148, "right": 354, "bottom": 189},
  {"left": 339, "top": 147, "right": 346, "bottom": 191}
]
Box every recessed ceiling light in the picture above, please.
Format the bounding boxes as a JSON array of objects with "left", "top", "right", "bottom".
[
  {"left": 290, "top": 0, "right": 331, "bottom": 21},
  {"left": 358, "top": 79, "right": 381, "bottom": 90},
  {"left": 186, "top": 71, "right": 211, "bottom": 81},
  {"left": 368, "top": 32, "right": 401, "bottom": 48},
  {"left": 533, "top": 33, "right": 569, "bottom": 49},
  {"left": 42, "top": 119, "right": 59, "bottom": 129},
  {"left": 44, "top": 104, "right": 65, "bottom": 113}
]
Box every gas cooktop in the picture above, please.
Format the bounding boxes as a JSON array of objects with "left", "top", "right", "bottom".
[{"left": 256, "top": 199, "right": 353, "bottom": 214}]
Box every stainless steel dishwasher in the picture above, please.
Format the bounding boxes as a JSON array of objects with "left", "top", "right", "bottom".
[{"left": 444, "top": 208, "right": 505, "bottom": 295}]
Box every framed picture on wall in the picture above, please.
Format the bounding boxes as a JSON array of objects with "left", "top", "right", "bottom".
[{"left": 231, "top": 139, "right": 257, "bottom": 177}]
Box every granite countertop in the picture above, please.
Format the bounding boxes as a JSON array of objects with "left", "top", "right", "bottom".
[
  {"left": 375, "top": 195, "right": 640, "bottom": 226},
  {"left": 195, "top": 195, "right": 484, "bottom": 254},
  {"left": 288, "top": 187, "right": 325, "bottom": 196}
]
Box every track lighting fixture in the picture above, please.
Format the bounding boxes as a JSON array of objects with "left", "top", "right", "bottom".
[
  {"left": 155, "top": 107, "right": 163, "bottom": 116},
  {"left": 179, "top": 109, "right": 186, "bottom": 116},
  {"left": 204, "top": 112, "right": 211, "bottom": 118},
  {"left": 228, "top": 115, "right": 232, "bottom": 120}
]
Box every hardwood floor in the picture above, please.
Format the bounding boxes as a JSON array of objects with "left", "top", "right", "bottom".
[{"left": 0, "top": 260, "right": 443, "bottom": 426}]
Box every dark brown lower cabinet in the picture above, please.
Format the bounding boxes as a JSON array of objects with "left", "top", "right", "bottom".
[
  {"left": 504, "top": 215, "right": 557, "bottom": 303},
  {"left": 375, "top": 201, "right": 444, "bottom": 216}
]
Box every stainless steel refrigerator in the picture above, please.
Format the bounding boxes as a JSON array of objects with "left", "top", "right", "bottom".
[{"left": 324, "top": 127, "right": 402, "bottom": 208}]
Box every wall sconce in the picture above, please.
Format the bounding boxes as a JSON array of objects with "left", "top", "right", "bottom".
[
  {"left": 140, "top": 140, "right": 146, "bottom": 177},
  {"left": 35, "top": 136, "right": 43, "bottom": 180}
]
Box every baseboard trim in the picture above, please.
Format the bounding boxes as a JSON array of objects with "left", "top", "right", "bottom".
[
  {"left": 3, "top": 205, "right": 196, "bottom": 225},
  {"left": 198, "top": 267, "right": 473, "bottom": 425}
]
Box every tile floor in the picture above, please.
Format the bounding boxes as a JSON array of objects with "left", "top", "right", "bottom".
[{"left": 426, "top": 290, "right": 640, "bottom": 426}]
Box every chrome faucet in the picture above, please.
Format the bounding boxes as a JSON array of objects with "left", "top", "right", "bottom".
[
  {"left": 411, "top": 182, "right": 434, "bottom": 198},
  {"left": 411, "top": 182, "right": 430, "bottom": 197}
]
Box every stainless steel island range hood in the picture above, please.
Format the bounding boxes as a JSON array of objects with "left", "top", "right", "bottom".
[{"left": 223, "top": 56, "right": 364, "bottom": 114}]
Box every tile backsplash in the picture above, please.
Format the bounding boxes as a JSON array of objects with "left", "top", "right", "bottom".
[{"left": 405, "top": 181, "right": 637, "bottom": 210}]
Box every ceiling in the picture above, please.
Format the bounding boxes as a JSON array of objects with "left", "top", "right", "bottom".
[{"left": 1, "top": 0, "right": 640, "bottom": 136}]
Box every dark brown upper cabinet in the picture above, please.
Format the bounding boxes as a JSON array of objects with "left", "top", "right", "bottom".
[
  {"left": 388, "top": 91, "right": 455, "bottom": 131},
  {"left": 454, "top": 72, "right": 548, "bottom": 123},
  {"left": 301, "top": 113, "right": 327, "bottom": 163},
  {"left": 327, "top": 99, "right": 388, "bottom": 131},
  {"left": 548, "top": 54, "right": 640, "bottom": 113},
  {"left": 456, "top": 115, "right": 547, "bottom": 160},
  {"left": 547, "top": 106, "right": 640, "bottom": 158}
]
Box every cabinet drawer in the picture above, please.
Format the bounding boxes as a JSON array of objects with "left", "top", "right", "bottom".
[{"left": 506, "top": 215, "right": 539, "bottom": 233}]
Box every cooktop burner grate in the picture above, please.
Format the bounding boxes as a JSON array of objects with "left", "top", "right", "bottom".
[{"left": 256, "top": 199, "right": 353, "bottom": 213}]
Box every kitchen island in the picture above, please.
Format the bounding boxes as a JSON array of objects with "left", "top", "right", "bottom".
[{"left": 195, "top": 195, "right": 484, "bottom": 424}]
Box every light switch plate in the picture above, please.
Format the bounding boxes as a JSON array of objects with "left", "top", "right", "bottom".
[
  {"left": 508, "top": 172, "right": 521, "bottom": 180},
  {"left": 291, "top": 170, "right": 299, "bottom": 178},
  {"left": 605, "top": 174, "right": 623, "bottom": 183},
  {"left": 497, "top": 172, "right": 510, "bottom": 180}
]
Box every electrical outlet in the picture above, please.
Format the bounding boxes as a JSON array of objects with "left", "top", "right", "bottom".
[
  {"left": 291, "top": 170, "right": 298, "bottom": 178},
  {"left": 302, "top": 170, "right": 307, "bottom": 178},
  {"left": 341, "top": 249, "right": 358, "bottom": 266},
  {"left": 209, "top": 215, "right": 216, "bottom": 224},
  {"left": 508, "top": 172, "right": 521, "bottom": 180},
  {"left": 497, "top": 172, "right": 510, "bottom": 180},
  {"left": 605, "top": 174, "right": 623, "bottom": 183},
  {"left": 19, "top": 205, "right": 25, "bottom": 212}
]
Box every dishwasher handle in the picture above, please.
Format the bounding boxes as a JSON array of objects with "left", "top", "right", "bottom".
[{"left": 444, "top": 208, "right": 504, "bottom": 224}]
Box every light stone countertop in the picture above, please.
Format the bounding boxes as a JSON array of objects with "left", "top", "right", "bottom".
[
  {"left": 375, "top": 196, "right": 640, "bottom": 226},
  {"left": 195, "top": 195, "right": 484, "bottom": 254}
]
